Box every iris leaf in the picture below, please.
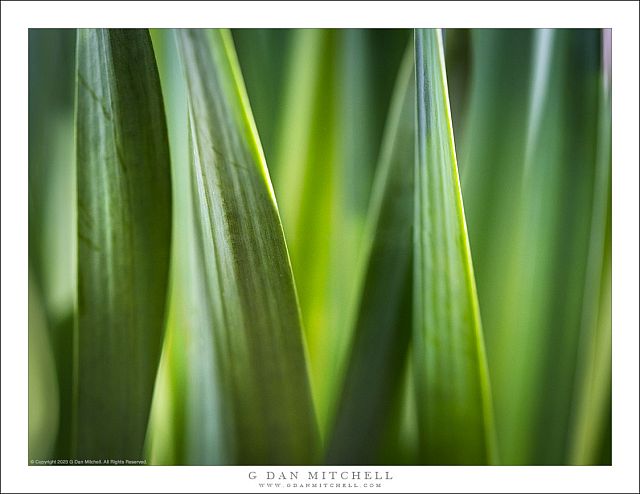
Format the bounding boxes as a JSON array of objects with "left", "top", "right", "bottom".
[
  {"left": 413, "top": 28, "right": 496, "bottom": 465},
  {"left": 176, "top": 28, "right": 319, "bottom": 464},
  {"left": 74, "top": 28, "right": 172, "bottom": 459}
]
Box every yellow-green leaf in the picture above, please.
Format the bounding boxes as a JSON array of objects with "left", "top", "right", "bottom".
[{"left": 413, "top": 28, "right": 496, "bottom": 465}]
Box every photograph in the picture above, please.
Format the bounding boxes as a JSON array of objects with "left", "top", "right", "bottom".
[{"left": 27, "top": 27, "right": 612, "bottom": 470}]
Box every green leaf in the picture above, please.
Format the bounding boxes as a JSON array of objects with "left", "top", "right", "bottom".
[
  {"left": 74, "top": 29, "right": 172, "bottom": 459},
  {"left": 176, "top": 28, "right": 319, "bottom": 465},
  {"left": 413, "top": 29, "right": 496, "bottom": 465},
  {"left": 326, "top": 46, "right": 414, "bottom": 464},
  {"left": 145, "top": 28, "right": 192, "bottom": 465},
  {"left": 147, "top": 29, "right": 229, "bottom": 466}
]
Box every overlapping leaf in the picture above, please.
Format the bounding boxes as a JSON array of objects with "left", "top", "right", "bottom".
[{"left": 176, "top": 29, "right": 319, "bottom": 464}]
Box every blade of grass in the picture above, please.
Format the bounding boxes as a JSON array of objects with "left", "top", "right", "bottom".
[
  {"left": 413, "top": 28, "right": 496, "bottom": 465},
  {"left": 74, "top": 29, "right": 172, "bottom": 459},
  {"left": 326, "top": 45, "right": 414, "bottom": 465},
  {"left": 176, "top": 28, "right": 319, "bottom": 464}
]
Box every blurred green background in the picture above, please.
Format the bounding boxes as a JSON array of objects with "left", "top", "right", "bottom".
[{"left": 28, "top": 28, "right": 611, "bottom": 465}]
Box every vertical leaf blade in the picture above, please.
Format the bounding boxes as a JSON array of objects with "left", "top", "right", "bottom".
[
  {"left": 413, "top": 29, "right": 495, "bottom": 465},
  {"left": 146, "top": 29, "right": 226, "bottom": 466},
  {"left": 176, "top": 29, "right": 319, "bottom": 465},
  {"left": 75, "top": 29, "right": 172, "bottom": 459}
]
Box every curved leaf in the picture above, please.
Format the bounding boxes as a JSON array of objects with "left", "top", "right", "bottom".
[
  {"left": 176, "top": 29, "right": 319, "bottom": 465},
  {"left": 146, "top": 28, "right": 219, "bottom": 466},
  {"left": 74, "top": 29, "right": 172, "bottom": 460}
]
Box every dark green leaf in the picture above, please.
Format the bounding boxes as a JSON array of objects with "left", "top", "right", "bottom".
[{"left": 74, "top": 28, "right": 172, "bottom": 460}]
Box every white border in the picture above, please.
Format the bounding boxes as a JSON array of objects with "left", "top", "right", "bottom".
[{"left": 2, "top": 1, "right": 638, "bottom": 493}]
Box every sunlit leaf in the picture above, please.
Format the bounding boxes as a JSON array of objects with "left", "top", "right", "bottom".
[
  {"left": 147, "top": 28, "right": 230, "bottom": 466},
  {"left": 145, "top": 28, "right": 192, "bottom": 465},
  {"left": 413, "top": 28, "right": 496, "bottom": 465}
]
